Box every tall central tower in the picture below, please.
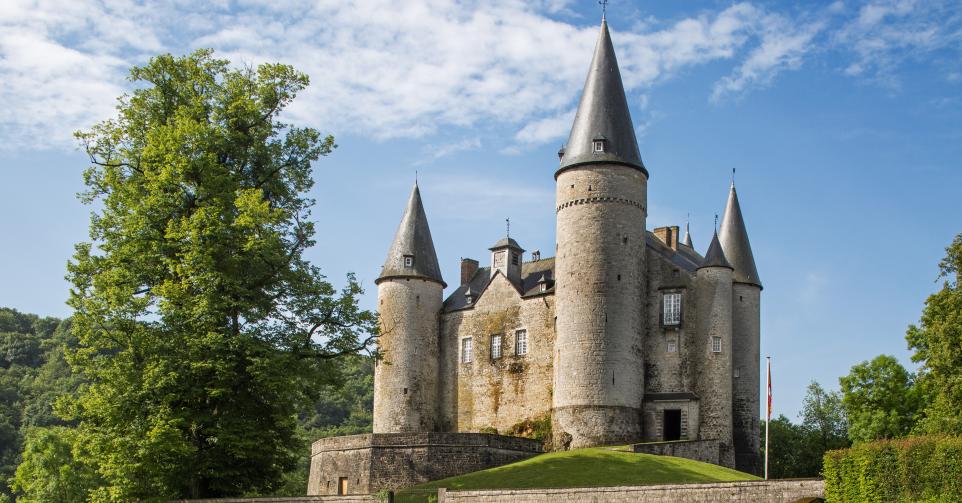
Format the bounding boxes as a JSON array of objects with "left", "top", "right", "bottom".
[{"left": 552, "top": 18, "right": 648, "bottom": 448}]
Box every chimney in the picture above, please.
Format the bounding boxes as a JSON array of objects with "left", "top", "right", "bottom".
[
  {"left": 653, "top": 226, "right": 681, "bottom": 251},
  {"left": 531, "top": 250, "right": 541, "bottom": 261},
  {"left": 460, "top": 258, "right": 479, "bottom": 285}
]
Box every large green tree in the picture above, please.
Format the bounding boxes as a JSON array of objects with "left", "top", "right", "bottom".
[
  {"left": 906, "top": 232, "right": 962, "bottom": 435},
  {"left": 839, "top": 355, "right": 919, "bottom": 443},
  {"left": 53, "top": 50, "right": 376, "bottom": 501}
]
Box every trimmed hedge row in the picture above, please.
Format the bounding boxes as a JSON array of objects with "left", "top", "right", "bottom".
[{"left": 823, "top": 436, "right": 962, "bottom": 502}]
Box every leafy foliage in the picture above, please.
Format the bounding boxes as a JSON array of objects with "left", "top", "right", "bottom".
[
  {"left": 906, "top": 233, "right": 962, "bottom": 435},
  {"left": 824, "top": 435, "right": 962, "bottom": 502},
  {"left": 15, "top": 49, "right": 380, "bottom": 501},
  {"left": 839, "top": 355, "right": 920, "bottom": 443},
  {"left": 0, "top": 308, "right": 80, "bottom": 502}
]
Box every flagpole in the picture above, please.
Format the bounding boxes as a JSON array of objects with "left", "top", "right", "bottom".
[{"left": 765, "top": 356, "right": 771, "bottom": 480}]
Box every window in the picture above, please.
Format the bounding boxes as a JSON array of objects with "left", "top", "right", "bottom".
[
  {"left": 593, "top": 140, "right": 605, "bottom": 152},
  {"left": 667, "top": 337, "right": 677, "bottom": 353},
  {"left": 515, "top": 329, "right": 528, "bottom": 355},
  {"left": 403, "top": 255, "right": 414, "bottom": 267},
  {"left": 461, "top": 337, "right": 473, "bottom": 363},
  {"left": 712, "top": 336, "right": 722, "bottom": 353},
  {"left": 734, "top": 367, "right": 740, "bottom": 378},
  {"left": 491, "top": 334, "right": 503, "bottom": 359},
  {"left": 539, "top": 283, "right": 547, "bottom": 293},
  {"left": 511, "top": 252, "right": 519, "bottom": 266},
  {"left": 663, "top": 293, "right": 682, "bottom": 326}
]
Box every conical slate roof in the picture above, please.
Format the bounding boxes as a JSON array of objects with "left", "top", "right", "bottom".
[
  {"left": 682, "top": 221, "right": 694, "bottom": 248},
  {"left": 719, "top": 184, "right": 761, "bottom": 287},
  {"left": 699, "top": 230, "right": 733, "bottom": 270},
  {"left": 558, "top": 19, "right": 646, "bottom": 175},
  {"left": 376, "top": 184, "right": 445, "bottom": 287}
]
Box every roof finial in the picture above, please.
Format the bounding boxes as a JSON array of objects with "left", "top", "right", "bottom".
[
  {"left": 506, "top": 217, "right": 511, "bottom": 238},
  {"left": 599, "top": 0, "right": 608, "bottom": 20},
  {"left": 715, "top": 213, "right": 719, "bottom": 232},
  {"left": 731, "top": 167, "right": 736, "bottom": 188},
  {"left": 415, "top": 169, "right": 419, "bottom": 186}
]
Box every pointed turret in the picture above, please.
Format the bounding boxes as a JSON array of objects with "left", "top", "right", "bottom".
[
  {"left": 699, "top": 231, "right": 732, "bottom": 270},
  {"left": 376, "top": 183, "right": 445, "bottom": 287},
  {"left": 682, "top": 221, "right": 694, "bottom": 248},
  {"left": 719, "top": 184, "right": 761, "bottom": 288},
  {"left": 558, "top": 19, "right": 646, "bottom": 175}
]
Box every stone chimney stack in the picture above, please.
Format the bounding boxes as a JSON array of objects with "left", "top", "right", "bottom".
[
  {"left": 460, "top": 258, "right": 479, "bottom": 285},
  {"left": 531, "top": 250, "right": 541, "bottom": 261},
  {"left": 653, "top": 226, "right": 680, "bottom": 250}
]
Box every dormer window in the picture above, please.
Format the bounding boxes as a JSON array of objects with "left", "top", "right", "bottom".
[
  {"left": 540, "top": 283, "right": 547, "bottom": 293},
  {"left": 403, "top": 255, "right": 414, "bottom": 268},
  {"left": 593, "top": 139, "right": 606, "bottom": 152}
]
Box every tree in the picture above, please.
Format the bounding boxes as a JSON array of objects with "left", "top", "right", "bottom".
[
  {"left": 839, "top": 355, "right": 919, "bottom": 443},
  {"left": 906, "top": 233, "right": 962, "bottom": 435},
  {"left": 53, "top": 50, "right": 377, "bottom": 500},
  {"left": 11, "top": 427, "right": 99, "bottom": 503},
  {"left": 798, "top": 381, "right": 849, "bottom": 474},
  {"left": 761, "top": 415, "right": 809, "bottom": 478}
]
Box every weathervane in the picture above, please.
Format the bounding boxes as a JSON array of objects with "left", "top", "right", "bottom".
[
  {"left": 506, "top": 218, "right": 511, "bottom": 238},
  {"left": 715, "top": 213, "right": 719, "bottom": 232},
  {"left": 599, "top": 0, "right": 608, "bottom": 18},
  {"left": 731, "top": 167, "right": 736, "bottom": 187}
]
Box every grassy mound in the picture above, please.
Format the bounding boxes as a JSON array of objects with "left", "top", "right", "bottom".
[{"left": 397, "top": 446, "right": 759, "bottom": 501}]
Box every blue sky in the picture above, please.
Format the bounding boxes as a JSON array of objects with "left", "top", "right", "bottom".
[{"left": 1, "top": 0, "right": 960, "bottom": 421}]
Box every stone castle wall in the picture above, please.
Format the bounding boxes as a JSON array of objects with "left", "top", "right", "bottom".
[
  {"left": 437, "top": 479, "right": 824, "bottom": 503},
  {"left": 307, "top": 433, "right": 541, "bottom": 496},
  {"left": 732, "top": 283, "right": 761, "bottom": 474},
  {"left": 374, "top": 278, "right": 443, "bottom": 433},
  {"left": 553, "top": 165, "right": 648, "bottom": 448},
  {"left": 441, "top": 274, "right": 555, "bottom": 434},
  {"left": 694, "top": 265, "right": 734, "bottom": 467}
]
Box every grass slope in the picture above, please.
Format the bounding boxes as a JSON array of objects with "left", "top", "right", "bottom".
[{"left": 398, "top": 446, "right": 759, "bottom": 500}]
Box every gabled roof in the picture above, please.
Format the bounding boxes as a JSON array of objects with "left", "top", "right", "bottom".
[
  {"left": 443, "top": 258, "right": 556, "bottom": 312},
  {"left": 376, "top": 184, "right": 445, "bottom": 287},
  {"left": 699, "top": 230, "right": 733, "bottom": 270},
  {"left": 719, "top": 184, "right": 761, "bottom": 287},
  {"left": 557, "top": 19, "right": 646, "bottom": 175}
]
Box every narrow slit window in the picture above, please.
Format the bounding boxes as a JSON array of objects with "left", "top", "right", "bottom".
[
  {"left": 515, "top": 329, "right": 528, "bottom": 355},
  {"left": 712, "top": 336, "right": 722, "bottom": 353},
  {"left": 663, "top": 293, "right": 682, "bottom": 326},
  {"left": 461, "top": 337, "right": 473, "bottom": 363}
]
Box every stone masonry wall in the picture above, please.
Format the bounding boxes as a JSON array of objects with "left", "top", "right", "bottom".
[
  {"left": 553, "top": 165, "right": 648, "bottom": 448},
  {"left": 732, "top": 283, "right": 762, "bottom": 475},
  {"left": 439, "top": 479, "right": 825, "bottom": 503},
  {"left": 441, "top": 274, "right": 555, "bottom": 434},
  {"left": 643, "top": 247, "right": 697, "bottom": 404},
  {"left": 631, "top": 439, "right": 723, "bottom": 466},
  {"left": 307, "top": 433, "right": 541, "bottom": 496},
  {"left": 374, "top": 278, "right": 443, "bottom": 433},
  {"left": 694, "top": 265, "right": 734, "bottom": 467}
]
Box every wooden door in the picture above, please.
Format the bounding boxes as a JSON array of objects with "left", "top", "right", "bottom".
[{"left": 338, "top": 477, "right": 348, "bottom": 495}]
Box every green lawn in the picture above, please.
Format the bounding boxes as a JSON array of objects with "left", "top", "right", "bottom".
[{"left": 396, "top": 446, "right": 759, "bottom": 501}]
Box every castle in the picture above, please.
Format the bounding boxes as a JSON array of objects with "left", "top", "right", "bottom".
[{"left": 309, "top": 18, "right": 762, "bottom": 496}]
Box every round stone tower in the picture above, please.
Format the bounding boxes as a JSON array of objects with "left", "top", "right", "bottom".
[
  {"left": 695, "top": 231, "right": 735, "bottom": 467},
  {"left": 373, "top": 183, "right": 445, "bottom": 433},
  {"left": 552, "top": 18, "right": 648, "bottom": 448},
  {"left": 719, "top": 183, "right": 763, "bottom": 475}
]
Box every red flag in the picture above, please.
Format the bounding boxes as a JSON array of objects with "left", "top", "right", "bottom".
[{"left": 766, "top": 359, "right": 772, "bottom": 420}]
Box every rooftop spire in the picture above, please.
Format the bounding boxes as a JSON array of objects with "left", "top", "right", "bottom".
[
  {"left": 558, "top": 18, "right": 646, "bottom": 175},
  {"left": 699, "top": 230, "right": 733, "bottom": 270},
  {"left": 682, "top": 216, "right": 694, "bottom": 248},
  {"left": 719, "top": 183, "right": 761, "bottom": 287},
  {"left": 376, "top": 184, "right": 445, "bottom": 287}
]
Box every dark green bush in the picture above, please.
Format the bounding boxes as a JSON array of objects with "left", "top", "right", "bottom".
[{"left": 823, "top": 436, "right": 962, "bottom": 502}]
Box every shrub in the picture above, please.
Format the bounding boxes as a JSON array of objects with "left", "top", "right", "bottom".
[{"left": 823, "top": 435, "right": 962, "bottom": 502}]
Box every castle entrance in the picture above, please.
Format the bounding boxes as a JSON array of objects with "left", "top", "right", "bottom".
[{"left": 663, "top": 409, "right": 682, "bottom": 441}]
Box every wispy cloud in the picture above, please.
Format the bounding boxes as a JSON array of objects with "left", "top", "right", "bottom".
[
  {"left": 1, "top": 0, "right": 959, "bottom": 152},
  {"left": 418, "top": 137, "right": 482, "bottom": 164}
]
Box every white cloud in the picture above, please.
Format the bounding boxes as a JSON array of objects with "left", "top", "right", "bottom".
[{"left": 420, "top": 137, "right": 482, "bottom": 164}]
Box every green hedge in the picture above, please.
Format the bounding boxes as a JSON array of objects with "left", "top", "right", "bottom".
[{"left": 823, "top": 436, "right": 962, "bottom": 502}]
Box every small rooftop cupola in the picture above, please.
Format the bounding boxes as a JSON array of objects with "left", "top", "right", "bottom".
[
  {"left": 682, "top": 220, "right": 694, "bottom": 248},
  {"left": 719, "top": 183, "right": 761, "bottom": 288},
  {"left": 699, "top": 230, "right": 733, "bottom": 270},
  {"left": 376, "top": 183, "right": 445, "bottom": 287},
  {"left": 557, "top": 18, "right": 646, "bottom": 176},
  {"left": 489, "top": 233, "right": 524, "bottom": 286}
]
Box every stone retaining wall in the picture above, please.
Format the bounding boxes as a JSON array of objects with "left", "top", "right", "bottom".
[
  {"left": 308, "top": 432, "right": 542, "bottom": 495},
  {"left": 179, "top": 497, "right": 375, "bottom": 503},
  {"left": 438, "top": 479, "right": 824, "bottom": 503},
  {"left": 631, "top": 439, "right": 725, "bottom": 466}
]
